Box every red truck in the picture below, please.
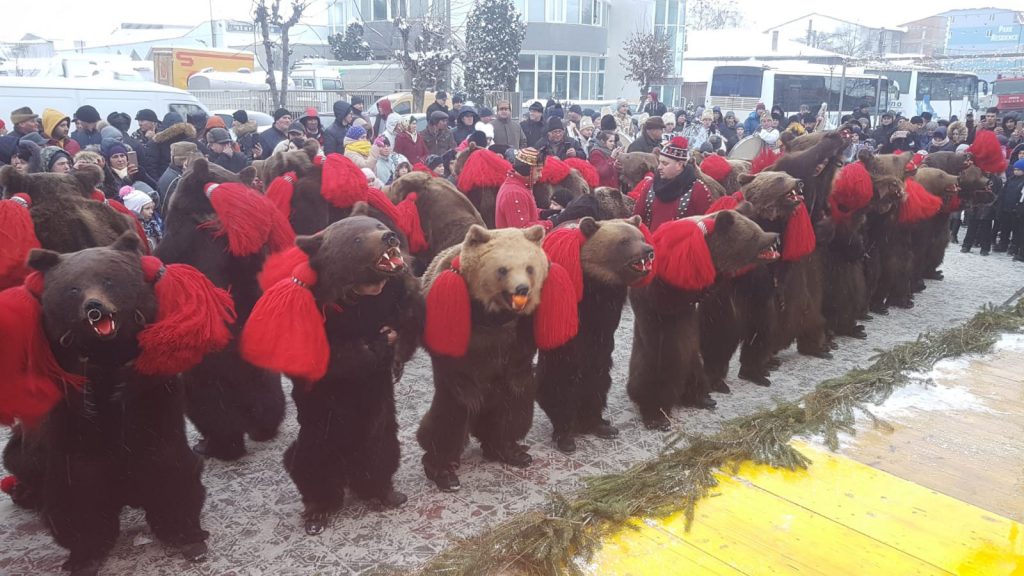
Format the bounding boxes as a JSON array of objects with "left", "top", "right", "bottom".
[{"left": 992, "top": 76, "right": 1024, "bottom": 112}]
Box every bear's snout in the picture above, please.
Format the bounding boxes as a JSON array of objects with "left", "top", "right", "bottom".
[
  {"left": 383, "top": 231, "right": 400, "bottom": 247},
  {"left": 84, "top": 299, "right": 114, "bottom": 319},
  {"left": 514, "top": 285, "right": 530, "bottom": 296}
]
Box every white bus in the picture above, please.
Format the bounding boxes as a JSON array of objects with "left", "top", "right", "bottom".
[
  {"left": 706, "top": 62, "right": 896, "bottom": 122},
  {"left": 863, "top": 67, "right": 982, "bottom": 120}
]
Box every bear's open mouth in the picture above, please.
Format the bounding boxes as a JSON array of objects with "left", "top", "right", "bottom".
[
  {"left": 86, "top": 310, "right": 118, "bottom": 339},
  {"left": 629, "top": 253, "right": 655, "bottom": 274},
  {"left": 758, "top": 239, "right": 781, "bottom": 261},
  {"left": 375, "top": 246, "right": 405, "bottom": 273},
  {"left": 504, "top": 292, "right": 530, "bottom": 312},
  {"left": 787, "top": 187, "right": 804, "bottom": 205}
]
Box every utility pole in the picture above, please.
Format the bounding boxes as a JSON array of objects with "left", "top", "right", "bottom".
[{"left": 209, "top": 0, "right": 217, "bottom": 48}]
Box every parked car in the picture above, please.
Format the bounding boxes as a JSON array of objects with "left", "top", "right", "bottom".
[{"left": 210, "top": 109, "right": 274, "bottom": 134}]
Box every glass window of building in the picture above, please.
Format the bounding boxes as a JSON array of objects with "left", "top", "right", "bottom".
[
  {"left": 567, "top": 0, "right": 580, "bottom": 24},
  {"left": 528, "top": 0, "right": 545, "bottom": 21}
]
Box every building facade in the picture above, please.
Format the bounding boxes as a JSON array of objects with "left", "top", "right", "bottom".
[
  {"left": 902, "top": 8, "right": 1024, "bottom": 82},
  {"left": 764, "top": 13, "right": 903, "bottom": 58}
]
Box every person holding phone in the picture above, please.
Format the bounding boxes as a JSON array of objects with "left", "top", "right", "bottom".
[
  {"left": 100, "top": 141, "right": 157, "bottom": 201},
  {"left": 589, "top": 130, "right": 623, "bottom": 188}
]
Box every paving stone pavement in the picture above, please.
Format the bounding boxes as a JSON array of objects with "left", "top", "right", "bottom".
[{"left": 2, "top": 247, "right": 1023, "bottom": 576}]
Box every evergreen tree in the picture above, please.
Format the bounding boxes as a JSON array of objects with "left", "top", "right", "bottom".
[
  {"left": 328, "top": 21, "right": 372, "bottom": 61},
  {"left": 464, "top": 0, "right": 525, "bottom": 100},
  {"left": 393, "top": 17, "right": 459, "bottom": 110}
]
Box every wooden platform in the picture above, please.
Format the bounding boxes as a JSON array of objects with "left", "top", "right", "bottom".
[{"left": 590, "top": 341, "right": 1024, "bottom": 575}]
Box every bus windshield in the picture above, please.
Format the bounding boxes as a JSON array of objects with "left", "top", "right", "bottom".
[
  {"left": 916, "top": 73, "right": 978, "bottom": 108},
  {"left": 994, "top": 79, "right": 1024, "bottom": 94},
  {"left": 710, "top": 67, "right": 763, "bottom": 98}
]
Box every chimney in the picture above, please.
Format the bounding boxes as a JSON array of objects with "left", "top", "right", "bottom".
[{"left": 772, "top": 30, "right": 779, "bottom": 52}]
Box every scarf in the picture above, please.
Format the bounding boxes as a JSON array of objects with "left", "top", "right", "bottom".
[
  {"left": 345, "top": 139, "right": 371, "bottom": 157},
  {"left": 653, "top": 165, "right": 697, "bottom": 202},
  {"left": 113, "top": 166, "right": 129, "bottom": 179}
]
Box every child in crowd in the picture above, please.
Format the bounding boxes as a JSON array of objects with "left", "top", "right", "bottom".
[{"left": 120, "top": 185, "right": 162, "bottom": 251}]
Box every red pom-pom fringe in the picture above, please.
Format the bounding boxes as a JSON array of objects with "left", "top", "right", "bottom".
[
  {"left": 898, "top": 178, "right": 943, "bottom": 224},
  {"left": 0, "top": 194, "right": 40, "bottom": 291},
  {"left": 653, "top": 218, "right": 717, "bottom": 291},
  {"left": 750, "top": 148, "right": 780, "bottom": 175},
  {"left": 564, "top": 158, "right": 599, "bottom": 189},
  {"left": 259, "top": 246, "right": 309, "bottom": 292},
  {"left": 134, "top": 257, "right": 236, "bottom": 375},
  {"left": 265, "top": 172, "right": 297, "bottom": 220},
  {"left": 533, "top": 262, "right": 579, "bottom": 350},
  {"left": 782, "top": 203, "right": 815, "bottom": 261},
  {"left": 706, "top": 191, "right": 743, "bottom": 214},
  {"left": 0, "top": 475, "right": 17, "bottom": 495},
  {"left": 320, "top": 153, "right": 370, "bottom": 209},
  {"left": 394, "top": 193, "right": 429, "bottom": 255},
  {"left": 830, "top": 162, "right": 874, "bottom": 224},
  {"left": 203, "top": 182, "right": 293, "bottom": 256},
  {"left": 539, "top": 156, "right": 571, "bottom": 184},
  {"left": 542, "top": 227, "right": 586, "bottom": 302},
  {"left": 700, "top": 154, "right": 732, "bottom": 183},
  {"left": 628, "top": 174, "right": 654, "bottom": 203},
  {"left": 968, "top": 130, "right": 1008, "bottom": 174},
  {"left": 423, "top": 256, "right": 472, "bottom": 357},
  {"left": 457, "top": 150, "right": 510, "bottom": 192}
]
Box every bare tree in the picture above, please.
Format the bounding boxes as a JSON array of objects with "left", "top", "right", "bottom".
[
  {"left": 686, "top": 0, "right": 742, "bottom": 31},
  {"left": 254, "top": 0, "right": 309, "bottom": 109},
  {"left": 393, "top": 17, "right": 459, "bottom": 112},
  {"left": 620, "top": 30, "right": 673, "bottom": 100},
  {"left": 823, "top": 25, "right": 872, "bottom": 59}
]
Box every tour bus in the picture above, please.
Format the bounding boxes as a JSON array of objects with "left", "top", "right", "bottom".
[
  {"left": 0, "top": 76, "right": 208, "bottom": 125},
  {"left": 864, "top": 67, "right": 983, "bottom": 120},
  {"left": 705, "top": 62, "right": 895, "bottom": 122}
]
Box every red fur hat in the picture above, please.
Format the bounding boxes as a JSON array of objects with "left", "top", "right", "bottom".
[
  {"left": 0, "top": 194, "right": 40, "bottom": 291},
  {"left": 653, "top": 217, "right": 717, "bottom": 291},
  {"left": 423, "top": 256, "right": 579, "bottom": 357},
  {"left": 782, "top": 203, "right": 815, "bottom": 261},
  {"left": 564, "top": 157, "right": 600, "bottom": 188},
  {"left": 265, "top": 172, "right": 297, "bottom": 220},
  {"left": 750, "top": 148, "right": 780, "bottom": 175},
  {"left": 967, "top": 130, "right": 1008, "bottom": 173},
  {"left": 457, "top": 150, "right": 510, "bottom": 191},
  {"left": 202, "top": 182, "right": 296, "bottom": 256},
  {"left": 898, "top": 178, "right": 943, "bottom": 224},
  {"left": 830, "top": 161, "right": 873, "bottom": 224},
  {"left": 241, "top": 251, "right": 330, "bottom": 383},
  {"left": 700, "top": 154, "right": 732, "bottom": 184},
  {"left": 539, "top": 155, "right": 571, "bottom": 185},
  {"left": 706, "top": 191, "right": 744, "bottom": 214}
]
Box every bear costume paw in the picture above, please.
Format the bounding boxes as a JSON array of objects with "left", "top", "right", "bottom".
[
  {"left": 424, "top": 464, "right": 461, "bottom": 493},
  {"left": 372, "top": 490, "right": 408, "bottom": 510},
  {"left": 181, "top": 541, "right": 209, "bottom": 563},
  {"left": 553, "top": 435, "right": 577, "bottom": 454},
  {"left": 482, "top": 444, "right": 533, "bottom": 468},
  {"left": 738, "top": 369, "right": 772, "bottom": 387},
  {"left": 303, "top": 511, "right": 331, "bottom": 536}
]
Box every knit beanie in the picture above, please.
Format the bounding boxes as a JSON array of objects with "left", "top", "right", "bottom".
[
  {"left": 1014, "top": 159, "right": 1024, "bottom": 171},
  {"left": 600, "top": 115, "right": 617, "bottom": 131},
  {"left": 273, "top": 108, "right": 291, "bottom": 121},
  {"left": 346, "top": 125, "right": 367, "bottom": 140},
  {"left": 120, "top": 186, "right": 153, "bottom": 215}
]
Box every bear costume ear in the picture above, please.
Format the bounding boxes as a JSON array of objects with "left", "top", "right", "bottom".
[
  {"left": 110, "top": 231, "right": 143, "bottom": 254},
  {"left": 578, "top": 217, "right": 600, "bottom": 238},
  {"left": 713, "top": 209, "right": 736, "bottom": 233},
  {"left": 350, "top": 201, "right": 371, "bottom": 217},
  {"left": 626, "top": 215, "right": 642, "bottom": 228},
  {"left": 465, "top": 225, "right": 491, "bottom": 247},
  {"left": 238, "top": 166, "right": 257, "bottom": 188},
  {"left": 190, "top": 157, "right": 210, "bottom": 178},
  {"left": 72, "top": 165, "right": 103, "bottom": 192},
  {"left": 737, "top": 173, "right": 757, "bottom": 185},
  {"left": 0, "top": 165, "right": 25, "bottom": 192},
  {"left": 522, "top": 225, "right": 545, "bottom": 245},
  {"left": 27, "top": 248, "right": 62, "bottom": 272},
  {"left": 295, "top": 233, "right": 324, "bottom": 258}
]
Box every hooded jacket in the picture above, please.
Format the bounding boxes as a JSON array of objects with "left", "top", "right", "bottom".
[
  {"left": 452, "top": 108, "right": 481, "bottom": 147},
  {"left": 233, "top": 120, "right": 260, "bottom": 161},
  {"left": 324, "top": 100, "right": 353, "bottom": 155},
  {"left": 520, "top": 116, "right": 546, "bottom": 149},
  {"left": 145, "top": 122, "right": 197, "bottom": 179},
  {"left": 40, "top": 108, "right": 81, "bottom": 155}
]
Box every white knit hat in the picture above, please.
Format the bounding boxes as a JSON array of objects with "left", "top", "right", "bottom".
[{"left": 119, "top": 185, "right": 153, "bottom": 215}]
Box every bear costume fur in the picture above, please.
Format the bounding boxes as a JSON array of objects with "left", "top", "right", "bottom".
[
  {"left": 536, "top": 217, "right": 654, "bottom": 453},
  {"left": 417, "top": 225, "right": 576, "bottom": 491},
  {"left": 386, "top": 170, "right": 486, "bottom": 264},
  {"left": 618, "top": 151, "right": 657, "bottom": 191},
  {"left": 910, "top": 167, "right": 962, "bottom": 286},
  {"left": 629, "top": 210, "right": 779, "bottom": 430},
  {"left": 859, "top": 151, "right": 917, "bottom": 314},
  {"left": 156, "top": 159, "right": 288, "bottom": 461},
  {"left": 240, "top": 212, "right": 424, "bottom": 535},
  {"left": 2, "top": 234, "right": 232, "bottom": 576},
  {"left": 454, "top": 146, "right": 509, "bottom": 228}
]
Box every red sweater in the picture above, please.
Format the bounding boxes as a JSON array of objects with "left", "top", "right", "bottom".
[
  {"left": 589, "top": 148, "right": 620, "bottom": 188},
  {"left": 495, "top": 172, "right": 553, "bottom": 230},
  {"left": 394, "top": 131, "right": 429, "bottom": 165},
  {"left": 633, "top": 178, "right": 712, "bottom": 232}
]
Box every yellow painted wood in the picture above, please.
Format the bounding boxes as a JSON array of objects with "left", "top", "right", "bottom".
[
  {"left": 590, "top": 519, "right": 747, "bottom": 576},
  {"left": 731, "top": 442, "right": 1024, "bottom": 576}
]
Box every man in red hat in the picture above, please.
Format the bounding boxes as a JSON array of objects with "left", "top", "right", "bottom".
[
  {"left": 495, "top": 147, "right": 555, "bottom": 230},
  {"left": 632, "top": 136, "right": 712, "bottom": 232},
  {"left": 299, "top": 107, "right": 324, "bottom": 145}
]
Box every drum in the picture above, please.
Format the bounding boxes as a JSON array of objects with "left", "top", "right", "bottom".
[{"left": 729, "top": 134, "right": 766, "bottom": 161}]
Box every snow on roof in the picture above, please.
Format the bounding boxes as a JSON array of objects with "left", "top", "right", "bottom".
[
  {"left": 763, "top": 12, "right": 907, "bottom": 33},
  {"left": 684, "top": 29, "right": 841, "bottom": 60}
]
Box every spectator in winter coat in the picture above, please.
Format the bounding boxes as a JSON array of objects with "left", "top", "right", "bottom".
[
  {"left": 393, "top": 117, "right": 429, "bottom": 165},
  {"left": 756, "top": 113, "right": 780, "bottom": 147},
  {"left": 588, "top": 130, "right": 621, "bottom": 189},
  {"left": 144, "top": 112, "right": 196, "bottom": 180},
  {"left": 40, "top": 146, "right": 72, "bottom": 174},
  {"left": 70, "top": 105, "right": 102, "bottom": 148},
  {"left": 101, "top": 141, "right": 157, "bottom": 200},
  {"left": 872, "top": 111, "right": 899, "bottom": 152},
  {"left": 324, "top": 100, "right": 354, "bottom": 155},
  {"left": 207, "top": 127, "right": 249, "bottom": 173},
  {"left": 372, "top": 135, "right": 408, "bottom": 186},
  {"left": 427, "top": 91, "right": 450, "bottom": 117},
  {"left": 40, "top": 108, "right": 81, "bottom": 156},
  {"left": 719, "top": 111, "right": 739, "bottom": 151},
  {"left": 272, "top": 122, "right": 309, "bottom": 156},
  {"left": 928, "top": 127, "right": 958, "bottom": 153},
  {"left": 231, "top": 110, "right": 260, "bottom": 161},
  {"left": 628, "top": 116, "right": 665, "bottom": 154},
  {"left": 641, "top": 91, "right": 668, "bottom": 117},
  {"left": 350, "top": 96, "right": 370, "bottom": 128},
  {"left": 743, "top": 103, "right": 766, "bottom": 137},
  {"left": 344, "top": 125, "right": 375, "bottom": 171},
  {"left": 448, "top": 94, "right": 465, "bottom": 128},
  {"left": 578, "top": 116, "right": 595, "bottom": 151},
  {"left": 452, "top": 107, "right": 481, "bottom": 147},
  {"left": 994, "top": 158, "right": 1024, "bottom": 253},
  {"left": 536, "top": 117, "right": 585, "bottom": 160},
  {"left": 492, "top": 100, "right": 527, "bottom": 150},
  {"left": 521, "top": 101, "right": 547, "bottom": 148},
  {"left": 613, "top": 99, "right": 636, "bottom": 140},
  {"left": 258, "top": 108, "right": 291, "bottom": 159},
  {"left": 10, "top": 140, "right": 42, "bottom": 174},
  {"left": 157, "top": 141, "right": 198, "bottom": 207},
  {"left": 120, "top": 186, "right": 163, "bottom": 251},
  {"left": 853, "top": 103, "right": 872, "bottom": 129},
  {"left": 424, "top": 111, "right": 455, "bottom": 156},
  {"left": 132, "top": 109, "right": 160, "bottom": 144},
  {"left": 298, "top": 108, "right": 324, "bottom": 145}
]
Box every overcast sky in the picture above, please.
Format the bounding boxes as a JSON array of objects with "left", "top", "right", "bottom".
[{"left": 9, "top": 0, "right": 1009, "bottom": 42}]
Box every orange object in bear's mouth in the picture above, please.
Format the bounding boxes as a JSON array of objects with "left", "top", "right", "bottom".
[
  {"left": 510, "top": 294, "right": 529, "bottom": 311},
  {"left": 375, "top": 246, "right": 405, "bottom": 273},
  {"left": 87, "top": 312, "right": 118, "bottom": 339}
]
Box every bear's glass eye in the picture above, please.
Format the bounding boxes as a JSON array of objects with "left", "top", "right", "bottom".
[
  {"left": 69, "top": 287, "right": 80, "bottom": 295},
  {"left": 354, "top": 237, "right": 363, "bottom": 244},
  {"left": 498, "top": 266, "right": 508, "bottom": 276},
  {"left": 526, "top": 265, "right": 535, "bottom": 275}
]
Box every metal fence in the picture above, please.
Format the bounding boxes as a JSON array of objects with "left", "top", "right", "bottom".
[{"left": 188, "top": 90, "right": 393, "bottom": 115}]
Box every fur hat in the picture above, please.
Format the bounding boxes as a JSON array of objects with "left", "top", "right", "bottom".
[
  {"left": 579, "top": 116, "right": 594, "bottom": 130},
  {"left": 10, "top": 107, "right": 38, "bottom": 125},
  {"left": 660, "top": 136, "right": 689, "bottom": 161},
  {"left": 547, "top": 116, "right": 565, "bottom": 132},
  {"left": 662, "top": 112, "right": 676, "bottom": 126},
  {"left": 136, "top": 109, "right": 159, "bottom": 123},
  {"left": 170, "top": 141, "right": 199, "bottom": 163},
  {"left": 600, "top": 114, "right": 617, "bottom": 131},
  {"left": 644, "top": 116, "right": 666, "bottom": 130},
  {"left": 207, "top": 127, "right": 233, "bottom": 144},
  {"left": 74, "top": 105, "right": 100, "bottom": 123},
  {"left": 273, "top": 108, "right": 291, "bottom": 121},
  {"left": 40, "top": 146, "right": 71, "bottom": 171},
  {"left": 232, "top": 109, "right": 249, "bottom": 124}
]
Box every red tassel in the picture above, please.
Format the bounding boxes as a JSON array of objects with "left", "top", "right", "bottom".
[
  {"left": 700, "top": 154, "right": 732, "bottom": 183},
  {"left": 542, "top": 227, "right": 586, "bottom": 302},
  {"left": 457, "top": 149, "right": 511, "bottom": 192},
  {"left": 413, "top": 162, "right": 433, "bottom": 175},
  {"left": 633, "top": 223, "right": 656, "bottom": 288},
  {"left": 268, "top": 206, "right": 297, "bottom": 253},
  {"left": 0, "top": 194, "right": 40, "bottom": 291},
  {"left": 134, "top": 256, "right": 236, "bottom": 375},
  {"left": 0, "top": 475, "right": 17, "bottom": 494},
  {"left": 782, "top": 203, "right": 815, "bottom": 261},
  {"left": 265, "top": 172, "right": 297, "bottom": 220},
  {"left": 968, "top": 130, "right": 1008, "bottom": 174},
  {"left": 259, "top": 246, "right": 309, "bottom": 291},
  {"left": 533, "top": 262, "right": 579, "bottom": 350},
  {"left": 898, "top": 178, "right": 943, "bottom": 224},
  {"left": 423, "top": 256, "right": 472, "bottom": 357},
  {"left": 394, "top": 193, "right": 428, "bottom": 255},
  {"left": 706, "top": 191, "right": 744, "bottom": 214},
  {"left": 203, "top": 182, "right": 284, "bottom": 257},
  {"left": 830, "top": 162, "right": 874, "bottom": 225},
  {"left": 540, "top": 156, "right": 571, "bottom": 184},
  {"left": 628, "top": 174, "right": 654, "bottom": 202},
  {"left": 320, "top": 153, "right": 369, "bottom": 208},
  {"left": 564, "top": 158, "right": 599, "bottom": 189},
  {"left": 240, "top": 262, "right": 329, "bottom": 381},
  {"left": 750, "top": 149, "right": 780, "bottom": 175},
  {"left": 653, "top": 218, "right": 717, "bottom": 291},
  {"left": 0, "top": 276, "right": 84, "bottom": 426}
]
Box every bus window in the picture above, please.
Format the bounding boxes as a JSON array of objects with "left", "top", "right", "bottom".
[
  {"left": 867, "top": 70, "right": 911, "bottom": 95},
  {"left": 710, "top": 67, "right": 762, "bottom": 97},
  {"left": 916, "top": 73, "right": 974, "bottom": 102},
  {"left": 322, "top": 79, "right": 341, "bottom": 90},
  {"left": 774, "top": 74, "right": 827, "bottom": 113}
]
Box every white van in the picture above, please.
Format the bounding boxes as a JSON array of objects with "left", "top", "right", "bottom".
[{"left": 0, "top": 77, "right": 208, "bottom": 127}]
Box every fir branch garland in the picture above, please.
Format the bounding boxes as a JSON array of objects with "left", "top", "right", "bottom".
[{"left": 415, "top": 297, "right": 1024, "bottom": 576}]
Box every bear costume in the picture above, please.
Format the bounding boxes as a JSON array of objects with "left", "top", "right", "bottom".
[
  {"left": 386, "top": 170, "right": 487, "bottom": 265},
  {"left": 1, "top": 233, "right": 234, "bottom": 576},
  {"left": 537, "top": 216, "right": 654, "bottom": 452},
  {"left": 240, "top": 212, "right": 424, "bottom": 535},
  {"left": 156, "top": 159, "right": 295, "bottom": 460},
  {"left": 418, "top": 225, "right": 578, "bottom": 491},
  {"left": 629, "top": 210, "right": 780, "bottom": 430},
  {"left": 455, "top": 146, "right": 512, "bottom": 228}
]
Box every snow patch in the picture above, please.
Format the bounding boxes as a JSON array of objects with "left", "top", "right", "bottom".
[{"left": 994, "top": 332, "right": 1024, "bottom": 352}]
